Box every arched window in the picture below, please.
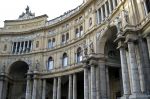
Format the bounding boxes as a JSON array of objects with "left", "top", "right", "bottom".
[
  {"left": 62, "top": 53, "right": 68, "bottom": 67},
  {"left": 76, "top": 47, "right": 83, "bottom": 63},
  {"left": 66, "top": 33, "right": 69, "bottom": 41},
  {"left": 48, "top": 39, "right": 52, "bottom": 48},
  {"left": 80, "top": 26, "right": 83, "bottom": 36},
  {"left": 48, "top": 57, "right": 54, "bottom": 70},
  {"left": 75, "top": 28, "right": 79, "bottom": 37}
]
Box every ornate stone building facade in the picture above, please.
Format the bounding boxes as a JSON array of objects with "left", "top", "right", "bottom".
[{"left": 0, "top": 0, "right": 150, "bottom": 99}]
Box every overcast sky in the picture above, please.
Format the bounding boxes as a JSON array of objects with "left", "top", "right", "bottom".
[{"left": 0, "top": 0, "right": 83, "bottom": 27}]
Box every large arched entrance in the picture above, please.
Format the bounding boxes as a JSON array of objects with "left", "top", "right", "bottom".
[
  {"left": 7, "top": 61, "right": 29, "bottom": 99},
  {"left": 97, "top": 26, "right": 123, "bottom": 99}
]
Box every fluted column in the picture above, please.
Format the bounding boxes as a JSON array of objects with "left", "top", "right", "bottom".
[
  {"left": 112, "top": 0, "right": 116, "bottom": 9},
  {"left": 90, "top": 65, "right": 96, "bottom": 99},
  {"left": 73, "top": 74, "right": 77, "bottom": 99},
  {"left": 57, "top": 77, "right": 61, "bottom": 99},
  {"left": 32, "top": 71, "right": 38, "bottom": 99},
  {"left": 23, "top": 41, "right": 26, "bottom": 53},
  {"left": 68, "top": 75, "right": 73, "bottom": 99},
  {"left": 53, "top": 78, "right": 57, "bottom": 99},
  {"left": 101, "top": 7, "right": 104, "bottom": 22},
  {"left": 84, "top": 67, "right": 89, "bottom": 99},
  {"left": 120, "top": 46, "right": 131, "bottom": 98},
  {"left": 105, "top": 3, "right": 108, "bottom": 17},
  {"left": 108, "top": 0, "right": 112, "bottom": 14},
  {"left": 27, "top": 41, "right": 30, "bottom": 52},
  {"left": 96, "top": 9, "right": 100, "bottom": 24},
  {"left": 99, "top": 61, "right": 107, "bottom": 99},
  {"left": 42, "top": 79, "right": 46, "bottom": 99},
  {"left": 15, "top": 42, "right": 18, "bottom": 54},
  {"left": 25, "top": 71, "right": 32, "bottom": 99}
]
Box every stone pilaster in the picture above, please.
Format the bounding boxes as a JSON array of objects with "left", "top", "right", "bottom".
[
  {"left": 57, "top": 77, "right": 61, "bottom": 99},
  {"left": 128, "top": 41, "right": 150, "bottom": 99},
  {"left": 138, "top": 38, "right": 150, "bottom": 94},
  {"left": 68, "top": 75, "right": 73, "bottom": 99},
  {"left": 73, "top": 74, "right": 77, "bottom": 99},
  {"left": 53, "top": 78, "right": 57, "bottom": 99}
]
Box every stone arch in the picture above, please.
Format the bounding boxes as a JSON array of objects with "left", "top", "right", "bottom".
[{"left": 96, "top": 25, "right": 118, "bottom": 56}]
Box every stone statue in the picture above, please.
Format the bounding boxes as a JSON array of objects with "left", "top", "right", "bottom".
[
  {"left": 115, "top": 15, "right": 122, "bottom": 33},
  {"left": 123, "top": 10, "right": 129, "bottom": 24},
  {"left": 35, "top": 60, "right": 40, "bottom": 71},
  {"left": 1, "top": 63, "right": 6, "bottom": 73},
  {"left": 89, "top": 40, "right": 94, "bottom": 53},
  {"left": 83, "top": 43, "right": 88, "bottom": 56}
]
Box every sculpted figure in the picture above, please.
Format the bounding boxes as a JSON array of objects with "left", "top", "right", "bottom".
[
  {"left": 83, "top": 43, "right": 88, "bottom": 56},
  {"left": 89, "top": 40, "right": 94, "bottom": 53},
  {"left": 115, "top": 15, "right": 122, "bottom": 33},
  {"left": 123, "top": 10, "right": 129, "bottom": 24}
]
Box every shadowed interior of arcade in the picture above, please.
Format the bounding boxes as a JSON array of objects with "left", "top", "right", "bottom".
[{"left": 6, "top": 61, "right": 29, "bottom": 99}]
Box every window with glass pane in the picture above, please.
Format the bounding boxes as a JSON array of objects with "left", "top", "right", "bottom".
[
  {"left": 62, "top": 34, "right": 65, "bottom": 43},
  {"left": 75, "top": 28, "right": 79, "bottom": 37},
  {"left": 80, "top": 26, "right": 83, "bottom": 36},
  {"left": 63, "top": 53, "right": 68, "bottom": 67},
  {"left": 146, "top": 0, "right": 150, "bottom": 13},
  {"left": 48, "top": 39, "right": 52, "bottom": 48},
  {"left": 48, "top": 57, "right": 54, "bottom": 70},
  {"left": 66, "top": 33, "right": 69, "bottom": 41},
  {"left": 77, "top": 47, "right": 82, "bottom": 63},
  {"left": 52, "top": 38, "right": 55, "bottom": 47}
]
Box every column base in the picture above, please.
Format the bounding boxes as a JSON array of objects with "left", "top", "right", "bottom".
[
  {"left": 120, "top": 95, "right": 130, "bottom": 99},
  {"left": 129, "top": 94, "right": 150, "bottom": 99}
]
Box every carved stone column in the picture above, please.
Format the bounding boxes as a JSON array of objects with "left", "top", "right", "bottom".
[
  {"left": 68, "top": 75, "right": 73, "bottom": 99},
  {"left": 42, "top": 79, "right": 46, "bottom": 99},
  {"left": 0, "top": 73, "right": 7, "bottom": 99},
  {"left": 53, "top": 78, "right": 57, "bottom": 99},
  {"left": 32, "top": 70, "right": 38, "bottom": 99},
  {"left": 90, "top": 59, "right": 97, "bottom": 99},
  {"left": 25, "top": 71, "right": 32, "bottom": 99},
  {"left": 96, "top": 65, "right": 100, "bottom": 99},
  {"left": 73, "top": 74, "right": 77, "bottom": 99},
  {"left": 57, "top": 77, "right": 61, "bottom": 99},
  {"left": 84, "top": 65, "right": 89, "bottom": 99},
  {"left": 99, "top": 60, "right": 107, "bottom": 99},
  {"left": 119, "top": 42, "right": 131, "bottom": 98}
]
